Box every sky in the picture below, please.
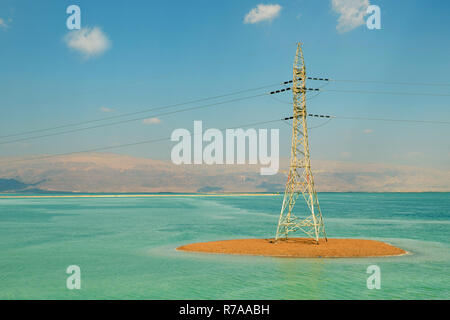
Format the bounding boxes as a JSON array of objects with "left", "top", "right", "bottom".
[{"left": 0, "top": 0, "right": 449, "bottom": 170}]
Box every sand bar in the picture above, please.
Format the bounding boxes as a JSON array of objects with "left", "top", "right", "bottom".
[{"left": 177, "top": 238, "right": 407, "bottom": 258}]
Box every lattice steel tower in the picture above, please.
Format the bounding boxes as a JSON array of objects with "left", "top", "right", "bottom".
[{"left": 275, "top": 43, "right": 327, "bottom": 243}]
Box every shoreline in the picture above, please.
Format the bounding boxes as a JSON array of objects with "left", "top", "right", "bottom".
[
  {"left": 0, "top": 193, "right": 279, "bottom": 199},
  {"left": 0, "top": 191, "right": 448, "bottom": 199},
  {"left": 175, "top": 248, "right": 411, "bottom": 259}
]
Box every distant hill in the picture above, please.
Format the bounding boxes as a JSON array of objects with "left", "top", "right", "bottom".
[
  {"left": 0, "top": 179, "right": 29, "bottom": 192},
  {"left": 0, "top": 178, "right": 47, "bottom": 193},
  {"left": 0, "top": 153, "right": 449, "bottom": 193}
]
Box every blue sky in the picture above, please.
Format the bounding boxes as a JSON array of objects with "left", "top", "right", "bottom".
[{"left": 0, "top": 0, "right": 449, "bottom": 168}]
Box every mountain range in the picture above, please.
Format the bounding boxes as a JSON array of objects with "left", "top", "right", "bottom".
[{"left": 0, "top": 153, "right": 448, "bottom": 193}]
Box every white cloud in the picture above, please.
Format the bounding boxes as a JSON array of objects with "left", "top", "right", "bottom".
[
  {"left": 142, "top": 117, "right": 161, "bottom": 125},
  {"left": 363, "top": 129, "right": 373, "bottom": 134},
  {"left": 0, "top": 18, "right": 9, "bottom": 29},
  {"left": 100, "top": 106, "right": 114, "bottom": 113},
  {"left": 331, "top": 0, "right": 370, "bottom": 33},
  {"left": 64, "top": 27, "right": 111, "bottom": 58},
  {"left": 244, "top": 4, "right": 282, "bottom": 24}
]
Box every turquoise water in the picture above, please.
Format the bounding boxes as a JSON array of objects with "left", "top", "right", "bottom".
[{"left": 0, "top": 193, "right": 449, "bottom": 299}]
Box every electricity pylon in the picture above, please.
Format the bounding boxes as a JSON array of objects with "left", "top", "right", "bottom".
[{"left": 275, "top": 42, "right": 327, "bottom": 243}]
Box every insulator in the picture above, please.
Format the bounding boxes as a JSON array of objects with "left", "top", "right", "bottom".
[{"left": 307, "top": 77, "right": 330, "bottom": 81}]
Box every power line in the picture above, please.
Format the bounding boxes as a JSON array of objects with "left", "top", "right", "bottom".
[
  {"left": 0, "top": 118, "right": 284, "bottom": 164},
  {"left": 2, "top": 113, "right": 448, "bottom": 165},
  {"left": 329, "top": 79, "right": 450, "bottom": 87},
  {"left": 1, "top": 88, "right": 447, "bottom": 146},
  {"left": 285, "top": 113, "right": 450, "bottom": 124},
  {"left": 2, "top": 76, "right": 448, "bottom": 141},
  {"left": 1, "top": 77, "right": 448, "bottom": 147},
  {"left": 0, "top": 80, "right": 292, "bottom": 140},
  {"left": 0, "top": 83, "right": 302, "bottom": 146},
  {"left": 307, "top": 77, "right": 450, "bottom": 87},
  {"left": 0, "top": 92, "right": 271, "bottom": 146},
  {"left": 301, "top": 87, "right": 450, "bottom": 97},
  {"left": 330, "top": 115, "right": 450, "bottom": 125},
  {"left": 319, "top": 88, "right": 450, "bottom": 97}
]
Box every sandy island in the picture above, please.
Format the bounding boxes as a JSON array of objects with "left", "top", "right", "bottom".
[{"left": 177, "top": 238, "right": 407, "bottom": 258}]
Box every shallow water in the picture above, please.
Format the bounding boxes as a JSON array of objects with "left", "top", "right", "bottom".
[{"left": 0, "top": 193, "right": 448, "bottom": 299}]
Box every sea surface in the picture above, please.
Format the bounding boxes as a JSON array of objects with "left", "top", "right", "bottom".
[{"left": 0, "top": 193, "right": 448, "bottom": 299}]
